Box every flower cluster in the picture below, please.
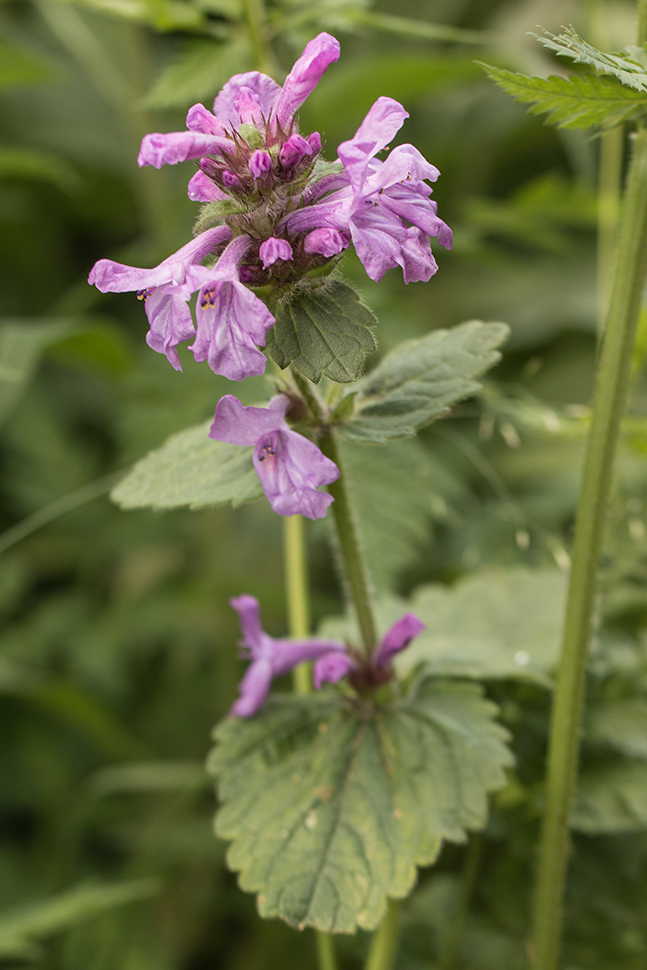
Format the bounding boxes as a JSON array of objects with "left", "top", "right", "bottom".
[
  {"left": 88, "top": 32, "right": 450, "bottom": 519},
  {"left": 230, "top": 594, "right": 425, "bottom": 717}
]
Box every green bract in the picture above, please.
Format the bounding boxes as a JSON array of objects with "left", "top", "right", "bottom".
[{"left": 266, "top": 281, "right": 378, "bottom": 384}]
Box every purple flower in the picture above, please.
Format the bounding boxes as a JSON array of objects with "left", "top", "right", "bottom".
[
  {"left": 136, "top": 34, "right": 339, "bottom": 177},
  {"left": 229, "top": 594, "right": 347, "bottom": 717},
  {"left": 88, "top": 226, "right": 231, "bottom": 370},
  {"left": 259, "top": 237, "right": 293, "bottom": 268},
  {"left": 188, "top": 236, "right": 275, "bottom": 381},
  {"left": 279, "top": 133, "right": 314, "bottom": 168},
  {"left": 313, "top": 612, "right": 426, "bottom": 687},
  {"left": 209, "top": 394, "right": 339, "bottom": 519},
  {"left": 284, "top": 96, "right": 451, "bottom": 283},
  {"left": 304, "top": 227, "right": 349, "bottom": 258}
]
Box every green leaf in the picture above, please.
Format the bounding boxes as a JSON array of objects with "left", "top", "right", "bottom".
[
  {"left": 0, "top": 319, "right": 77, "bottom": 430},
  {"left": 0, "top": 880, "right": 159, "bottom": 959},
  {"left": 208, "top": 680, "right": 512, "bottom": 933},
  {"left": 110, "top": 419, "right": 263, "bottom": 510},
  {"left": 573, "top": 762, "right": 647, "bottom": 833},
  {"left": 341, "top": 321, "right": 508, "bottom": 443},
  {"left": 586, "top": 697, "right": 647, "bottom": 760},
  {"left": 535, "top": 27, "right": 647, "bottom": 92},
  {"left": 142, "top": 37, "right": 251, "bottom": 109},
  {"left": 317, "top": 568, "right": 567, "bottom": 686},
  {"left": 338, "top": 438, "right": 462, "bottom": 590},
  {"left": 479, "top": 64, "right": 647, "bottom": 130},
  {"left": 265, "top": 280, "right": 377, "bottom": 384}
]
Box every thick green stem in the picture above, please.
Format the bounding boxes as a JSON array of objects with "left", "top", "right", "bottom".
[
  {"left": 365, "top": 900, "right": 400, "bottom": 970},
  {"left": 320, "top": 434, "right": 377, "bottom": 655},
  {"left": 530, "top": 123, "right": 647, "bottom": 970}
]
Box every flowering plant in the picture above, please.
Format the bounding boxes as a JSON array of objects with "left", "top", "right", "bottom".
[{"left": 93, "top": 26, "right": 510, "bottom": 968}]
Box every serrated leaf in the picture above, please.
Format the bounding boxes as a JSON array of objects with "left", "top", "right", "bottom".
[
  {"left": 265, "top": 281, "right": 377, "bottom": 384},
  {"left": 535, "top": 27, "right": 647, "bottom": 93},
  {"left": 208, "top": 680, "right": 512, "bottom": 933},
  {"left": 317, "top": 569, "right": 567, "bottom": 685},
  {"left": 341, "top": 321, "right": 508, "bottom": 443},
  {"left": 0, "top": 880, "right": 159, "bottom": 959},
  {"left": 142, "top": 37, "right": 251, "bottom": 110},
  {"left": 573, "top": 762, "right": 647, "bottom": 833},
  {"left": 480, "top": 64, "right": 647, "bottom": 131},
  {"left": 110, "top": 419, "right": 262, "bottom": 510},
  {"left": 586, "top": 697, "right": 647, "bottom": 759}
]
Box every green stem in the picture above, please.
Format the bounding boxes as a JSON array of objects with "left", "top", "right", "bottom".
[
  {"left": 530, "top": 123, "right": 647, "bottom": 970},
  {"left": 282, "top": 514, "right": 337, "bottom": 970},
  {"left": 596, "top": 127, "right": 624, "bottom": 334},
  {"left": 320, "top": 434, "right": 377, "bottom": 656},
  {"left": 440, "top": 834, "right": 483, "bottom": 970},
  {"left": 284, "top": 514, "right": 311, "bottom": 694},
  {"left": 365, "top": 900, "right": 400, "bottom": 970},
  {"left": 316, "top": 932, "right": 339, "bottom": 970}
]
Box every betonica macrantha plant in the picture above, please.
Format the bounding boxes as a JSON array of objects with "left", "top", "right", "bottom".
[{"left": 94, "top": 30, "right": 511, "bottom": 965}]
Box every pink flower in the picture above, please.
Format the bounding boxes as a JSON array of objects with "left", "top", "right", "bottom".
[
  {"left": 229, "top": 594, "right": 347, "bottom": 717},
  {"left": 209, "top": 395, "right": 339, "bottom": 519}
]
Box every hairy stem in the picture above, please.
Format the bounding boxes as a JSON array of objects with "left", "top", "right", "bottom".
[
  {"left": 320, "top": 434, "right": 377, "bottom": 656},
  {"left": 530, "top": 122, "right": 647, "bottom": 970},
  {"left": 365, "top": 900, "right": 400, "bottom": 970}
]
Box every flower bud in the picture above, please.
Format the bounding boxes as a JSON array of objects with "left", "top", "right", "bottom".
[{"left": 249, "top": 150, "right": 272, "bottom": 180}]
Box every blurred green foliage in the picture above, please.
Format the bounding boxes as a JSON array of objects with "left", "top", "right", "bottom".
[{"left": 3, "top": 0, "right": 647, "bottom": 967}]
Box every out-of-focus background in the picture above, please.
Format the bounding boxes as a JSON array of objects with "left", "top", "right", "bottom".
[{"left": 2, "top": 0, "right": 647, "bottom": 967}]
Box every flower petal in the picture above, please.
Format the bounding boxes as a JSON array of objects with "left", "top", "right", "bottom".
[
  {"left": 143, "top": 284, "right": 195, "bottom": 371},
  {"left": 191, "top": 280, "right": 273, "bottom": 381},
  {"left": 230, "top": 594, "right": 265, "bottom": 652},
  {"left": 138, "top": 131, "right": 231, "bottom": 168},
  {"left": 213, "top": 71, "right": 281, "bottom": 126},
  {"left": 313, "top": 651, "right": 354, "bottom": 688},
  {"left": 231, "top": 657, "right": 273, "bottom": 717},
  {"left": 253, "top": 428, "right": 339, "bottom": 520},
  {"left": 272, "top": 33, "right": 340, "bottom": 129},
  {"left": 259, "top": 237, "right": 293, "bottom": 268},
  {"left": 187, "top": 170, "right": 227, "bottom": 202},
  {"left": 186, "top": 103, "right": 226, "bottom": 135},
  {"left": 337, "top": 97, "right": 409, "bottom": 192},
  {"left": 271, "top": 639, "right": 347, "bottom": 677},
  {"left": 209, "top": 395, "right": 289, "bottom": 447},
  {"left": 372, "top": 613, "right": 425, "bottom": 669}
]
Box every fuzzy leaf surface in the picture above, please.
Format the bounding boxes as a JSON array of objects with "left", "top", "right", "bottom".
[
  {"left": 111, "top": 420, "right": 262, "bottom": 510},
  {"left": 318, "top": 569, "right": 567, "bottom": 686},
  {"left": 265, "top": 281, "right": 377, "bottom": 384},
  {"left": 536, "top": 28, "right": 647, "bottom": 91},
  {"left": 341, "top": 321, "right": 508, "bottom": 443},
  {"left": 208, "top": 681, "right": 512, "bottom": 933},
  {"left": 480, "top": 64, "right": 647, "bottom": 130}
]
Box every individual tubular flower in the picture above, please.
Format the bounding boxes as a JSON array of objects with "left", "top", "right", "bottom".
[
  {"left": 88, "top": 226, "right": 232, "bottom": 370},
  {"left": 259, "top": 237, "right": 293, "bottom": 268},
  {"left": 230, "top": 594, "right": 347, "bottom": 717},
  {"left": 209, "top": 394, "right": 339, "bottom": 519},
  {"left": 313, "top": 613, "right": 426, "bottom": 688},
  {"left": 188, "top": 235, "right": 275, "bottom": 381},
  {"left": 284, "top": 96, "right": 452, "bottom": 284}
]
